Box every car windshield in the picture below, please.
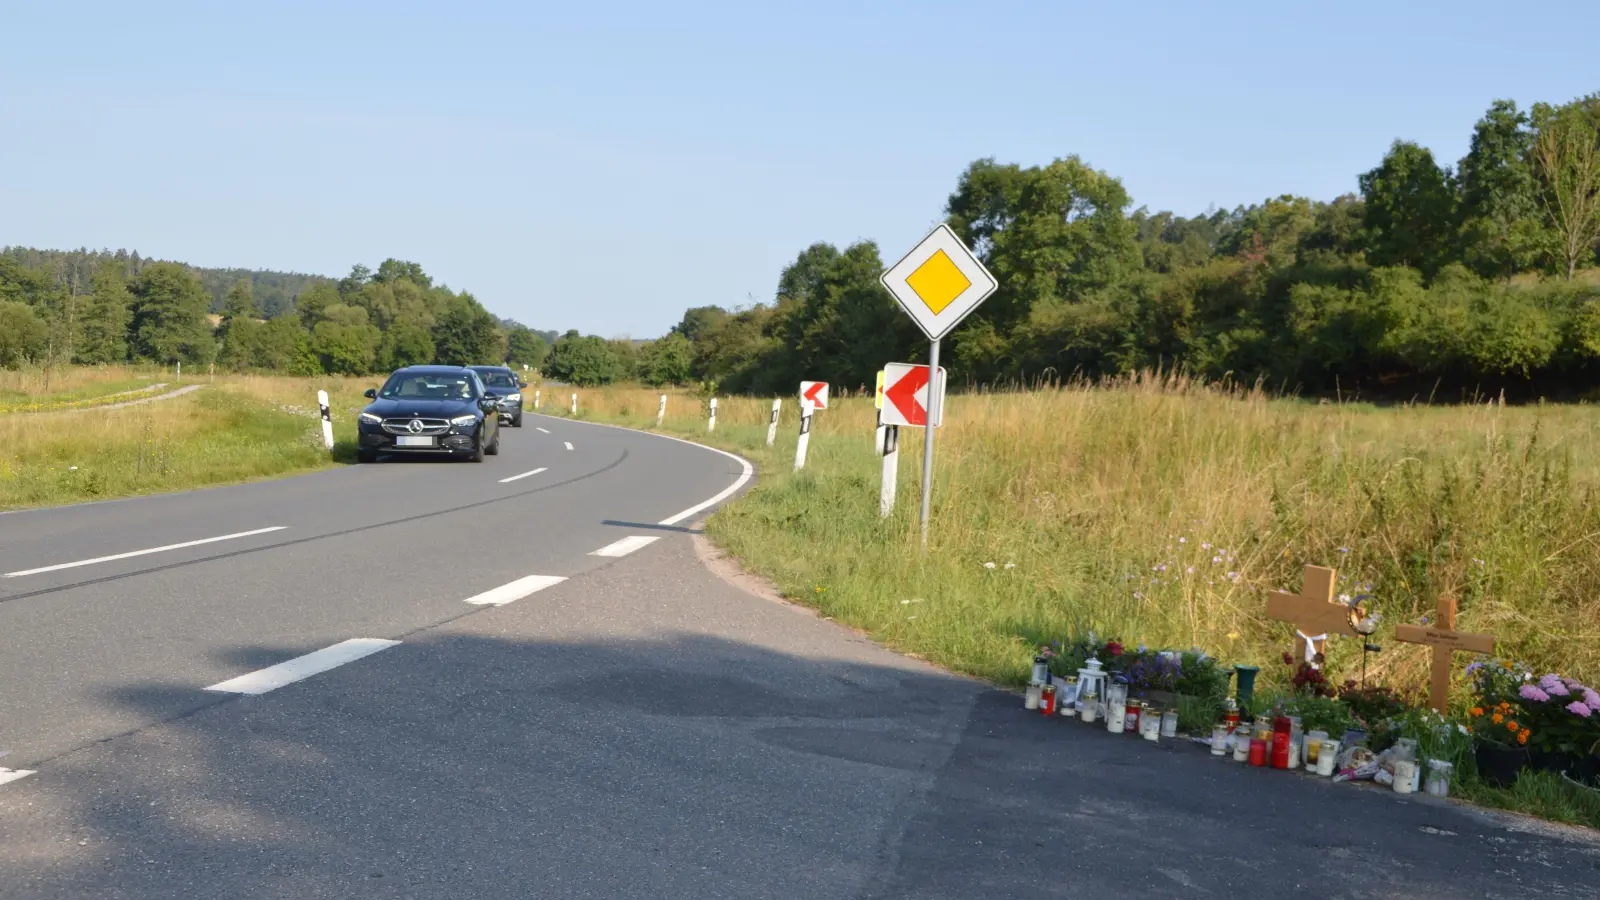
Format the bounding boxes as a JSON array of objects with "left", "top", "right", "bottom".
[
  {"left": 378, "top": 372, "right": 479, "bottom": 400},
  {"left": 477, "top": 371, "right": 518, "bottom": 389}
]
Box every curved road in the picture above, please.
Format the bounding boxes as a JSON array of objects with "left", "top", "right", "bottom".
[
  {"left": 1, "top": 415, "right": 1596, "bottom": 898},
  {"left": 0, "top": 414, "right": 747, "bottom": 767}
]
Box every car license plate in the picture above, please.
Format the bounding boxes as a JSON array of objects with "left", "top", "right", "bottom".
[{"left": 396, "top": 436, "right": 435, "bottom": 447}]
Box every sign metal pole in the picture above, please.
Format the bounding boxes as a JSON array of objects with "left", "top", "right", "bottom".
[{"left": 919, "top": 339, "right": 939, "bottom": 547}]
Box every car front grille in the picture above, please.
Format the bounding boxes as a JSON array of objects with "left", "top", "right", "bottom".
[{"left": 381, "top": 417, "right": 452, "bottom": 435}]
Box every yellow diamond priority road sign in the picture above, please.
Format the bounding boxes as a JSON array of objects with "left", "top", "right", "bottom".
[{"left": 880, "top": 224, "right": 997, "bottom": 341}]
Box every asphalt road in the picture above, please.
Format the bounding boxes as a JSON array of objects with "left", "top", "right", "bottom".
[{"left": 1, "top": 413, "right": 1596, "bottom": 898}]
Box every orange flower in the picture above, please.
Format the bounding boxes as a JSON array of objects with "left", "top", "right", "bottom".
[
  {"left": 1492, "top": 713, "right": 1504, "bottom": 724},
  {"left": 1506, "top": 720, "right": 1519, "bottom": 732},
  {"left": 1517, "top": 731, "right": 1530, "bottom": 745},
  {"left": 1470, "top": 707, "right": 1484, "bottom": 717}
]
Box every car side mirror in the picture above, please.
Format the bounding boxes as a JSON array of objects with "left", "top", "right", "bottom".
[
  {"left": 480, "top": 399, "right": 498, "bottom": 413},
  {"left": 518, "top": 380, "right": 528, "bottom": 388},
  {"left": 363, "top": 389, "right": 377, "bottom": 399}
]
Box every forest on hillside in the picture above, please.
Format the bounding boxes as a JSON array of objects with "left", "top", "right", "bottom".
[
  {"left": 0, "top": 250, "right": 552, "bottom": 376},
  {"left": 539, "top": 93, "right": 1600, "bottom": 397},
  {"left": 0, "top": 247, "right": 326, "bottom": 320}
]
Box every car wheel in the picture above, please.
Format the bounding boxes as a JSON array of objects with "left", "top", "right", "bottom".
[
  {"left": 511, "top": 412, "right": 523, "bottom": 428},
  {"left": 469, "top": 430, "right": 486, "bottom": 463},
  {"left": 357, "top": 448, "right": 378, "bottom": 464}
]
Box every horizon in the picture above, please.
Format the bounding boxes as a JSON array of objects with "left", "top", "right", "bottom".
[{"left": 2, "top": 1, "right": 1593, "bottom": 338}]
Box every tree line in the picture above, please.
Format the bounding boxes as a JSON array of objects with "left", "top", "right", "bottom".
[
  {"left": 0, "top": 250, "right": 552, "bottom": 376},
  {"left": 560, "top": 93, "right": 1600, "bottom": 397}
]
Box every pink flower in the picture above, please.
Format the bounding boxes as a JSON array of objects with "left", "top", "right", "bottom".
[
  {"left": 1548, "top": 681, "right": 1571, "bottom": 697},
  {"left": 1584, "top": 689, "right": 1600, "bottom": 710},
  {"left": 1567, "top": 701, "right": 1592, "bottom": 718},
  {"left": 1540, "top": 674, "right": 1562, "bottom": 691},
  {"left": 1519, "top": 684, "right": 1550, "bottom": 703}
]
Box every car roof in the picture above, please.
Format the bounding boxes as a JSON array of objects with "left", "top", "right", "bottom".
[
  {"left": 467, "top": 365, "right": 513, "bottom": 372},
  {"left": 393, "top": 365, "right": 474, "bottom": 374}
]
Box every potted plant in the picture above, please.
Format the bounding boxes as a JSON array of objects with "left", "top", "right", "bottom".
[
  {"left": 1465, "top": 658, "right": 1537, "bottom": 786},
  {"left": 1509, "top": 673, "right": 1600, "bottom": 777},
  {"left": 1334, "top": 680, "right": 1412, "bottom": 750},
  {"left": 1466, "top": 702, "right": 1531, "bottom": 786}
]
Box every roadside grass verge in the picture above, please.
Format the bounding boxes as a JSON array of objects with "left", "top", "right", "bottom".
[
  {"left": 0, "top": 375, "right": 369, "bottom": 509},
  {"left": 547, "top": 377, "right": 1600, "bottom": 828},
  {"left": 547, "top": 377, "right": 1600, "bottom": 688}
]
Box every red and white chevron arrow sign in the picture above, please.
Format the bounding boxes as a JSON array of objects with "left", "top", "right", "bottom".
[
  {"left": 799, "top": 381, "right": 829, "bottom": 410},
  {"left": 880, "top": 363, "right": 945, "bottom": 428}
]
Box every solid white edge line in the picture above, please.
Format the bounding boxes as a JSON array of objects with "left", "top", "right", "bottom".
[
  {"left": 657, "top": 447, "right": 755, "bottom": 526},
  {"left": 563, "top": 441, "right": 574, "bottom": 451},
  {"left": 463, "top": 574, "right": 567, "bottom": 605},
  {"left": 0, "top": 768, "right": 35, "bottom": 786},
  {"left": 591, "top": 535, "right": 660, "bottom": 557},
  {"left": 204, "top": 638, "right": 400, "bottom": 695},
  {"left": 536, "top": 427, "right": 551, "bottom": 433},
  {"left": 3, "top": 526, "right": 289, "bottom": 578},
  {"left": 498, "top": 466, "right": 548, "bottom": 484},
  {"left": 523, "top": 413, "right": 756, "bottom": 527}
]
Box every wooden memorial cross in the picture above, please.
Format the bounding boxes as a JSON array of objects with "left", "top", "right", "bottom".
[
  {"left": 1395, "top": 594, "right": 1495, "bottom": 713},
  {"left": 1267, "top": 565, "right": 1358, "bottom": 668}
]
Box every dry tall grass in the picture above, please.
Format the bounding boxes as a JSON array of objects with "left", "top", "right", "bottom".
[
  {"left": 548, "top": 375, "right": 1600, "bottom": 697},
  {"left": 0, "top": 373, "right": 369, "bottom": 509},
  {"left": 0, "top": 364, "right": 169, "bottom": 412}
]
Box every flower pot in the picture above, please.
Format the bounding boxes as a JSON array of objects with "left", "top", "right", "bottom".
[
  {"left": 1528, "top": 747, "right": 1577, "bottom": 775},
  {"left": 1565, "top": 753, "right": 1599, "bottom": 787},
  {"left": 1475, "top": 743, "right": 1528, "bottom": 788}
]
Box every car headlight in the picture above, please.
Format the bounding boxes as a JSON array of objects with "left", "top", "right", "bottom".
[
  {"left": 450, "top": 414, "right": 478, "bottom": 427},
  {"left": 504, "top": 393, "right": 521, "bottom": 403},
  {"left": 359, "top": 412, "right": 383, "bottom": 425}
]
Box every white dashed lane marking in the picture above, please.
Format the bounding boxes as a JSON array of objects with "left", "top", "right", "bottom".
[
  {"left": 536, "top": 427, "right": 551, "bottom": 434},
  {"left": 205, "top": 639, "right": 400, "bottom": 695},
  {"left": 564, "top": 441, "right": 574, "bottom": 451},
  {"left": 498, "top": 467, "right": 547, "bottom": 484},
  {"left": 463, "top": 574, "right": 567, "bottom": 606},
  {"left": 3, "top": 526, "right": 288, "bottom": 578},
  {"left": 0, "top": 768, "right": 34, "bottom": 787},
  {"left": 590, "top": 536, "right": 660, "bottom": 558}
]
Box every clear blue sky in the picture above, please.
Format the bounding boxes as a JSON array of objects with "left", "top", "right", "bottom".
[{"left": 2, "top": 2, "right": 1592, "bottom": 337}]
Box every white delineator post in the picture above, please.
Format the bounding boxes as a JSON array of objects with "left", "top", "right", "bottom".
[
  {"left": 766, "top": 398, "right": 781, "bottom": 446},
  {"left": 176, "top": 361, "right": 182, "bottom": 379},
  {"left": 534, "top": 390, "right": 541, "bottom": 410},
  {"left": 316, "top": 389, "right": 335, "bottom": 452},
  {"left": 794, "top": 398, "right": 813, "bottom": 471},
  {"left": 570, "top": 393, "right": 578, "bottom": 415},
  {"left": 656, "top": 394, "right": 667, "bottom": 427},
  {"left": 708, "top": 397, "right": 717, "bottom": 433},
  {"left": 879, "top": 423, "right": 899, "bottom": 518}
]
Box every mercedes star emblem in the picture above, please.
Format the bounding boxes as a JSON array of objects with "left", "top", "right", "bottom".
[{"left": 407, "top": 419, "right": 424, "bottom": 434}]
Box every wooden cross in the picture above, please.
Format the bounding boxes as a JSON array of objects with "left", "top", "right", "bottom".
[
  {"left": 1395, "top": 595, "right": 1495, "bottom": 713},
  {"left": 1267, "top": 565, "right": 1358, "bottom": 667}
]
